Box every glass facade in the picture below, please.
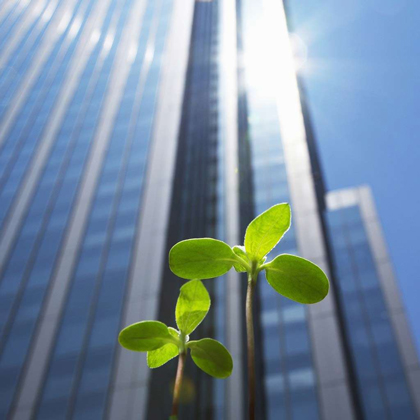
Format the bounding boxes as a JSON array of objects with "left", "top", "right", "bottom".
[
  {"left": 237, "top": 0, "right": 320, "bottom": 418},
  {"left": 148, "top": 1, "right": 222, "bottom": 417},
  {"left": 0, "top": 0, "right": 174, "bottom": 418},
  {"left": 0, "top": 0, "right": 91, "bottom": 227},
  {"left": 0, "top": 0, "right": 418, "bottom": 419},
  {"left": 326, "top": 204, "right": 417, "bottom": 419},
  {"left": 35, "top": 0, "right": 174, "bottom": 417}
]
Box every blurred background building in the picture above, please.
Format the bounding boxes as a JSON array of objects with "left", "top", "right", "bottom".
[{"left": 0, "top": 0, "right": 418, "bottom": 419}]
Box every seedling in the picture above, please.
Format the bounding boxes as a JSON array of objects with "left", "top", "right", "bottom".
[
  {"left": 169, "top": 203, "right": 329, "bottom": 420},
  {"left": 118, "top": 279, "right": 233, "bottom": 419}
]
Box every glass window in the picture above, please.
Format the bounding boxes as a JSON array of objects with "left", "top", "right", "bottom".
[
  {"left": 261, "top": 309, "right": 280, "bottom": 327},
  {"left": 338, "top": 272, "right": 358, "bottom": 293},
  {"left": 348, "top": 225, "right": 368, "bottom": 246},
  {"left": 112, "top": 226, "right": 134, "bottom": 242},
  {"left": 86, "top": 217, "right": 109, "bottom": 235},
  {"left": 0, "top": 366, "right": 20, "bottom": 412},
  {"left": 65, "top": 279, "right": 97, "bottom": 318},
  {"left": 114, "top": 208, "right": 137, "bottom": 228},
  {"left": 84, "top": 232, "right": 107, "bottom": 248},
  {"left": 343, "top": 293, "right": 364, "bottom": 322},
  {"left": 0, "top": 294, "right": 14, "bottom": 322},
  {"left": 89, "top": 315, "right": 120, "bottom": 349},
  {"left": 288, "top": 368, "right": 315, "bottom": 391},
  {"left": 284, "top": 323, "right": 310, "bottom": 355},
  {"left": 326, "top": 210, "right": 342, "bottom": 228},
  {"left": 105, "top": 240, "right": 132, "bottom": 271},
  {"left": 1, "top": 322, "right": 32, "bottom": 367},
  {"left": 370, "top": 319, "right": 393, "bottom": 345},
  {"left": 28, "top": 263, "right": 53, "bottom": 287},
  {"left": 95, "top": 274, "right": 126, "bottom": 316},
  {"left": 15, "top": 286, "right": 45, "bottom": 322},
  {"left": 358, "top": 269, "right": 379, "bottom": 291},
  {"left": 290, "top": 389, "right": 319, "bottom": 420},
  {"left": 78, "top": 348, "right": 114, "bottom": 394},
  {"left": 264, "top": 358, "right": 283, "bottom": 377},
  {"left": 75, "top": 248, "right": 102, "bottom": 277},
  {"left": 375, "top": 341, "right": 404, "bottom": 377},
  {"left": 0, "top": 270, "right": 24, "bottom": 294},
  {"left": 36, "top": 397, "right": 69, "bottom": 420},
  {"left": 48, "top": 212, "right": 68, "bottom": 230},
  {"left": 353, "top": 243, "right": 375, "bottom": 270},
  {"left": 359, "top": 380, "right": 387, "bottom": 419},
  {"left": 42, "top": 356, "right": 78, "bottom": 400},
  {"left": 333, "top": 247, "right": 353, "bottom": 274},
  {"left": 349, "top": 327, "right": 378, "bottom": 381},
  {"left": 363, "top": 290, "right": 388, "bottom": 321},
  {"left": 385, "top": 376, "right": 416, "bottom": 420},
  {"left": 341, "top": 206, "right": 361, "bottom": 225},
  {"left": 287, "top": 351, "right": 312, "bottom": 371},
  {"left": 265, "top": 373, "right": 285, "bottom": 394},
  {"left": 266, "top": 391, "right": 286, "bottom": 419},
  {"left": 330, "top": 229, "right": 347, "bottom": 249},
  {"left": 20, "top": 219, "right": 43, "bottom": 236},
  {"left": 90, "top": 199, "right": 113, "bottom": 220},
  {"left": 55, "top": 320, "right": 86, "bottom": 356},
  {"left": 263, "top": 329, "right": 281, "bottom": 362},
  {"left": 72, "top": 390, "right": 106, "bottom": 420},
  {"left": 283, "top": 305, "right": 305, "bottom": 324}
]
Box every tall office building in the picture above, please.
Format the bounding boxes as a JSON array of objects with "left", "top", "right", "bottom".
[{"left": 0, "top": 0, "right": 418, "bottom": 419}]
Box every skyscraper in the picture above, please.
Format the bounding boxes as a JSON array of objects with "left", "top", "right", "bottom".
[{"left": 0, "top": 0, "right": 418, "bottom": 419}]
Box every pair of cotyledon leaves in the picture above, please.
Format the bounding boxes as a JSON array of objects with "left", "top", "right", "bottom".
[
  {"left": 119, "top": 279, "right": 233, "bottom": 379},
  {"left": 169, "top": 203, "right": 329, "bottom": 304}
]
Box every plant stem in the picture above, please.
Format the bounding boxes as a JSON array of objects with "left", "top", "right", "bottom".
[
  {"left": 246, "top": 272, "right": 256, "bottom": 420},
  {"left": 171, "top": 351, "right": 186, "bottom": 418}
]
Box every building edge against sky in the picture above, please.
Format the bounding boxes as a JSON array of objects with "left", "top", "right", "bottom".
[
  {"left": 325, "top": 186, "right": 420, "bottom": 418},
  {"left": 0, "top": 0, "right": 418, "bottom": 420}
]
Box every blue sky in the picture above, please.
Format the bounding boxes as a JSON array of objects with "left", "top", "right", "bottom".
[{"left": 288, "top": 0, "right": 420, "bottom": 352}]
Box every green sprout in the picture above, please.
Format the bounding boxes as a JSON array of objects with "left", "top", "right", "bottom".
[
  {"left": 169, "top": 203, "right": 329, "bottom": 419},
  {"left": 118, "top": 279, "right": 233, "bottom": 419}
]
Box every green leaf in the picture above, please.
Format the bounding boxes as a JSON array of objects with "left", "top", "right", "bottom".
[
  {"left": 147, "top": 343, "right": 179, "bottom": 368},
  {"left": 176, "top": 280, "right": 211, "bottom": 335},
  {"left": 232, "top": 245, "right": 249, "bottom": 272},
  {"left": 244, "top": 203, "right": 291, "bottom": 260},
  {"left": 187, "top": 338, "right": 233, "bottom": 379},
  {"left": 118, "top": 321, "right": 174, "bottom": 352},
  {"left": 265, "top": 254, "right": 329, "bottom": 304},
  {"left": 168, "top": 327, "right": 180, "bottom": 339},
  {"left": 169, "top": 238, "right": 235, "bottom": 280}
]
